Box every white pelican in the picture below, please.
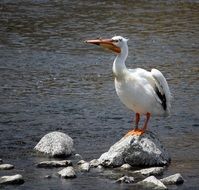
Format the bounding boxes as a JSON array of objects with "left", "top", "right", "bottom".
[{"left": 86, "top": 36, "right": 171, "bottom": 135}]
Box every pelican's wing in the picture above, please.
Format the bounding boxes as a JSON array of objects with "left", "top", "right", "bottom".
[{"left": 151, "top": 68, "right": 171, "bottom": 113}]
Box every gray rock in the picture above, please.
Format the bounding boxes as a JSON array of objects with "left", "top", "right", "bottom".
[
  {"left": 34, "top": 132, "right": 74, "bottom": 157},
  {"left": 160, "top": 173, "right": 184, "bottom": 185},
  {"left": 37, "top": 160, "right": 72, "bottom": 168},
  {"left": 90, "top": 159, "right": 100, "bottom": 167},
  {"left": 77, "top": 160, "right": 86, "bottom": 165},
  {"left": 79, "top": 162, "right": 90, "bottom": 172},
  {"left": 0, "top": 164, "right": 14, "bottom": 170},
  {"left": 74, "top": 154, "right": 82, "bottom": 159},
  {"left": 0, "top": 174, "right": 24, "bottom": 185},
  {"left": 44, "top": 175, "right": 52, "bottom": 179},
  {"left": 120, "top": 163, "right": 132, "bottom": 169},
  {"left": 0, "top": 159, "right": 2, "bottom": 164},
  {"left": 58, "top": 166, "right": 76, "bottom": 178},
  {"left": 98, "top": 131, "right": 170, "bottom": 167},
  {"left": 116, "top": 175, "right": 135, "bottom": 183},
  {"left": 138, "top": 176, "right": 167, "bottom": 190},
  {"left": 133, "top": 167, "right": 165, "bottom": 176}
]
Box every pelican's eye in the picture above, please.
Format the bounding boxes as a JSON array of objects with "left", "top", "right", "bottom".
[{"left": 112, "top": 39, "right": 119, "bottom": 43}]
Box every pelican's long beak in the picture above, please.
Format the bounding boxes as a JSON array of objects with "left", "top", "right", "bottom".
[{"left": 85, "top": 38, "right": 121, "bottom": 54}]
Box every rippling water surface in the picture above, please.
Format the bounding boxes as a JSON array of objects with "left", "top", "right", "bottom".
[{"left": 0, "top": 0, "right": 198, "bottom": 189}]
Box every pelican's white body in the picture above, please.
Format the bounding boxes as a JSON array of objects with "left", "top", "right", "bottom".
[{"left": 112, "top": 36, "right": 171, "bottom": 116}]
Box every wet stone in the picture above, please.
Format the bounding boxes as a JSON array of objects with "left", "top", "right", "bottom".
[
  {"left": 79, "top": 162, "right": 90, "bottom": 172},
  {"left": 116, "top": 175, "right": 135, "bottom": 183},
  {"left": 0, "top": 174, "right": 24, "bottom": 185},
  {"left": 77, "top": 160, "right": 86, "bottom": 165},
  {"left": 133, "top": 167, "right": 165, "bottom": 176},
  {"left": 138, "top": 176, "right": 167, "bottom": 190},
  {"left": 90, "top": 159, "right": 100, "bottom": 168},
  {"left": 120, "top": 163, "right": 132, "bottom": 169},
  {"left": 37, "top": 160, "right": 72, "bottom": 168},
  {"left": 0, "top": 164, "right": 14, "bottom": 170},
  {"left": 58, "top": 166, "right": 76, "bottom": 178},
  {"left": 160, "top": 173, "right": 184, "bottom": 185},
  {"left": 44, "top": 175, "right": 52, "bottom": 179}
]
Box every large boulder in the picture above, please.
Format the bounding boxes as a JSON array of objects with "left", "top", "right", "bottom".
[
  {"left": 34, "top": 132, "right": 74, "bottom": 157},
  {"left": 98, "top": 131, "right": 170, "bottom": 167}
]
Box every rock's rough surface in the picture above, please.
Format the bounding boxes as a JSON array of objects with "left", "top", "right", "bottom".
[
  {"left": 139, "top": 176, "right": 167, "bottom": 189},
  {"left": 34, "top": 132, "right": 74, "bottom": 157},
  {"left": 116, "top": 175, "right": 135, "bottom": 183},
  {"left": 0, "top": 164, "right": 14, "bottom": 170},
  {"left": 98, "top": 131, "right": 170, "bottom": 167},
  {"left": 58, "top": 166, "right": 76, "bottom": 178},
  {"left": 160, "top": 173, "right": 184, "bottom": 185},
  {"left": 37, "top": 160, "right": 72, "bottom": 168},
  {"left": 0, "top": 174, "right": 24, "bottom": 185},
  {"left": 133, "top": 167, "right": 165, "bottom": 176}
]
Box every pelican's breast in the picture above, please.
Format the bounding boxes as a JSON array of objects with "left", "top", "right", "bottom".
[{"left": 114, "top": 70, "right": 165, "bottom": 115}]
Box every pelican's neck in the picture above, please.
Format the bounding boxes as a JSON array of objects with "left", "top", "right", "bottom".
[{"left": 113, "top": 44, "right": 128, "bottom": 78}]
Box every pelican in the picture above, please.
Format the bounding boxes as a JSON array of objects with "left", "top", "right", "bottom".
[{"left": 85, "top": 36, "right": 171, "bottom": 135}]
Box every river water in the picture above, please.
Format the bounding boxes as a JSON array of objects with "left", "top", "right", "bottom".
[{"left": 0, "top": 0, "right": 198, "bottom": 189}]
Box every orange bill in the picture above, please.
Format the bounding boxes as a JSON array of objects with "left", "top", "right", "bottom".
[{"left": 85, "top": 38, "right": 121, "bottom": 54}]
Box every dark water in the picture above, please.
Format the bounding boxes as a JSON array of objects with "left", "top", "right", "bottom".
[{"left": 0, "top": 0, "right": 198, "bottom": 189}]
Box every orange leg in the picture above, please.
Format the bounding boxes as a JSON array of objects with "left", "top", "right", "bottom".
[
  {"left": 125, "top": 112, "right": 151, "bottom": 136},
  {"left": 142, "top": 112, "right": 150, "bottom": 132}
]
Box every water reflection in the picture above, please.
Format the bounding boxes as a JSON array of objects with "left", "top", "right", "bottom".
[{"left": 0, "top": 0, "right": 198, "bottom": 189}]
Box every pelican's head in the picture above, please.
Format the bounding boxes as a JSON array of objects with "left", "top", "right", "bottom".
[{"left": 85, "top": 36, "right": 128, "bottom": 54}]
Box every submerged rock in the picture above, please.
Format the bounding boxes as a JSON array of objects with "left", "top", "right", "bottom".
[
  {"left": 0, "top": 174, "right": 24, "bottom": 185},
  {"left": 160, "top": 173, "right": 184, "bottom": 185},
  {"left": 37, "top": 160, "right": 72, "bottom": 168},
  {"left": 0, "top": 164, "right": 14, "bottom": 170},
  {"left": 133, "top": 167, "right": 165, "bottom": 176},
  {"left": 58, "top": 166, "right": 76, "bottom": 178},
  {"left": 98, "top": 131, "right": 170, "bottom": 167},
  {"left": 116, "top": 175, "right": 135, "bottom": 183},
  {"left": 138, "top": 176, "right": 167, "bottom": 189},
  {"left": 34, "top": 131, "right": 74, "bottom": 157}
]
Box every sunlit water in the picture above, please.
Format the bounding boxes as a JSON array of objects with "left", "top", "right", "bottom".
[{"left": 0, "top": 0, "right": 198, "bottom": 189}]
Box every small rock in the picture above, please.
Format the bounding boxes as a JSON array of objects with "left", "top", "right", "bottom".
[
  {"left": 77, "top": 160, "right": 86, "bottom": 165},
  {"left": 79, "top": 162, "right": 90, "bottom": 172},
  {"left": 97, "top": 165, "right": 103, "bottom": 169},
  {"left": 133, "top": 167, "right": 165, "bottom": 176},
  {"left": 74, "top": 154, "right": 82, "bottom": 159},
  {"left": 44, "top": 175, "right": 52, "bottom": 179},
  {"left": 116, "top": 175, "right": 135, "bottom": 183},
  {"left": 90, "top": 159, "right": 100, "bottom": 167},
  {"left": 98, "top": 131, "right": 170, "bottom": 167},
  {"left": 138, "top": 176, "right": 167, "bottom": 189},
  {"left": 58, "top": 166, "right": 76, "bottom": 178},
  {"left": 160, "top": 173, "right": 184, "bottom": 185},
  {"left": 34, "top": 131, "right": 74, "bottom": 157},
  {"left": 37, "top": 160, "right": 72, "bottom": 168},
  {"left": 0, "top": 174, "right": 24, "bottom": 185},
  {"left": 121, "top": 163, "right": 132, "bottom": 169},
  {"left": 0, "top": 164, "right": 14, "bottom": 170},
  {"left": 0, "top": 159, "right": 2, "bottom": 164}
]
